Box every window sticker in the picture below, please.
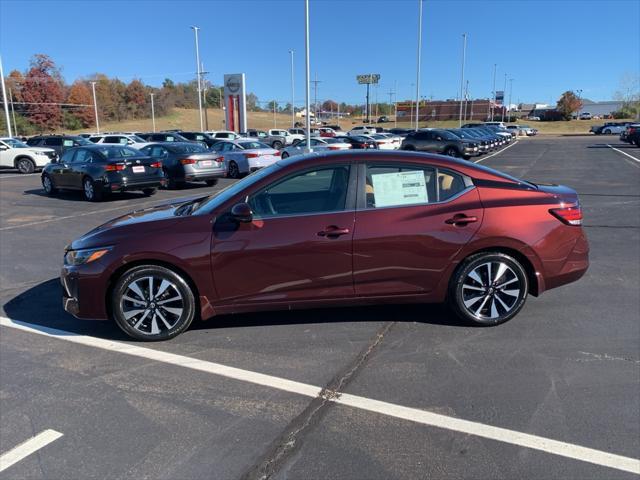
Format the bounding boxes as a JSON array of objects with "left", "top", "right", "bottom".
[
  {"left": 371, "top": 170, "right": 428, "bottom": 207},
  {"left": 63, "top": 140, "right": 74, "bottom": 147}
]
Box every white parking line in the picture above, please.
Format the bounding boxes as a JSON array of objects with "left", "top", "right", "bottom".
[
  {"left": 1, "top": 316, "right": 638, "bottom": 475},
  {"left": 0, "top": 173, "right": 39, "bottom": 180},
  {"left": 607, "top": 144, "right": 640, "bottom": 164},
  {"left": 0, "top": 429, "right": 63, "bottom": 473},
  {"left": 474, "top": 140, "right": 519, "bottom": 163}
]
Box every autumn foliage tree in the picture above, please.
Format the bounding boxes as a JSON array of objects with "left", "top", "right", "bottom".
[
  {"left": 20, "top": 54, "right": 65, "bottom": 131},
  {"left": 556, "top": 91, "right": 583, "bottom": 120},
  {"left": 66, "top": 81, "right": 94, "bottom": 127}
]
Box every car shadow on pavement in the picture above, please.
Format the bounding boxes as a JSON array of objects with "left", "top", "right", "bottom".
[{"left": 2, "top": 278, "right": 467, "bottom": 343}]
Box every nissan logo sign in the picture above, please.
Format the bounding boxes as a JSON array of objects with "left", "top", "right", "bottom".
[{"left": 226, "top": 77, "right": 240, "bottom": 93}]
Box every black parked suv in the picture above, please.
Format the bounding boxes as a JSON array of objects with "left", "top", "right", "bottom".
[
  {"left": 27, "top": 135, "right": 93, "bottom": 157},
  {"left": 401, "top": 129, "right": 479, "bottom": 159},
  {"left": 137, "top": 132, "right": 195, "bottom": 144},
  {"left": 177, "top": 131, "right": 218, "bottom": 148}
]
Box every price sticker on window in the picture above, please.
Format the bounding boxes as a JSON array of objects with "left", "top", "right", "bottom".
[{"left": 371, "top": 171, "right": 428, "bottom": 207}]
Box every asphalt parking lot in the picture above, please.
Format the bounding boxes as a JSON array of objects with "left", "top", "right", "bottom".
[{"left": 0, "top": 136, "right": 639, "bottom": 479}]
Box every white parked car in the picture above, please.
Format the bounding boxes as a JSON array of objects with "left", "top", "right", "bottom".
[
  {"left": 268, "top": 129, "right": 303, "bottom": 145},
  {"left": 89, "top": 134, "right": 151, "bottom": 149},
  {"left": 0, "top": 137, "right": 57, "bottom": 174},
  {"left": 484, "top": 121, "right": 507, "bottom": 129},
  {"left": 217, "top": 139, "right": 281, "bottom": 178},
  {"left": 348, "top": 125, "right": 377, "bottom": 136},
  {"left": 579, "top": 112, "right": 592, "bottom": 120},
  {"left": 207, "top": 130, "right": 241, "bottom": 141},
  {"left": 370, "top": 133, "right": 400, "bottom": 150},
  {"left": 280, "top": 137, "right": 351, "bottom": 159}
]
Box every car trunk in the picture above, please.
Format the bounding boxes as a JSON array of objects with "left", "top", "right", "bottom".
[
  {"left": 534, "top": 183, "right": 580, "bottom": 205},
  {"left": 182, "top": 153, "right": 225, "bottom": 170}
]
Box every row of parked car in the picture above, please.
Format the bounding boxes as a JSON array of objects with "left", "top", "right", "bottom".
[
  {"left": 619, "top": 123, "right": 640, "bottom": 146},
  {"left": 589, "top": 121, "right": 637, "bottom": 135}
]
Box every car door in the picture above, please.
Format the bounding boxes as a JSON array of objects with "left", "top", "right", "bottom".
[
  {"left": 44, "top": 137, "right": 64, "bottom": 156},
  {"left": 210, "top": 163, "right": 356, "bottom": 305},
  {"left": 352, "top": 162, "right": 483, "bottom": 296},
  {"left": 0, "top": 140, "right": 11, "bottom": 167},
  {"left": 66, "top": 148, "right": 92, "bottom": 189},
  {"left": 51, "top": 149, "right": 77, "bottom": 187}
]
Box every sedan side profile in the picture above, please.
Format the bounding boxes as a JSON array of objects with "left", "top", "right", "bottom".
[
  {"left": 61, "top": 151, "right": 589, "bottom": 341},
  {"left": 42, "top": 145, "right": 165, "bottom": 201}
]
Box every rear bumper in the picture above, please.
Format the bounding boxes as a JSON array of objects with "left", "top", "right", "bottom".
[
  {"left": 543, "top": 229, "right": 589, "bottom": 292},
  {"left": 183, "top": 167, "right": 227, "bottom": 182}
]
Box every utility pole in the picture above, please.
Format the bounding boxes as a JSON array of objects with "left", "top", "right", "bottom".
[
  {"left": 501, "top": 73, "right": 507, "bottom": 122},
  {"left": 273, "top": 100, "right": 277, "bottom": 128},
  {"left": 508, "top": 78, "right": 514, "bottom": 122},
  {"left": 393, "top": 81, "right": 398, "bottom": 127},
  {"left": 491, "top": 63, "right": 497, "bottom": 121},
  {"left": 415, "top": 0, "right": 423, "bottom": 131},
  {"left": 458, "top": 33, "right": 467, "bottom": 127},
  {"left": 90, "top": 81, "right": 100, "bottom": 133},
  {"left": 0, "top": 55, "right": 12, "bottom": 137},
  {"left": 387, "top": 87, "right": 395, "bottom": 126},
  {"left": 576, "top": 89, "right": 583, "bottom": 119},
  {"left": 311, "top": 73, "right": 321, "bottom": 123},
  {"left": 150, "top": 93, "right": 156, "bottom": 132},
  {"left": 289, "top": 49, "right": 295, "bottom": 128},
  {"left": 304, "top": 0, "right": 311, "bottom": 150},
  {"left": 190, "top": 26, "right": 204, "bottom": 131},
  {"left": 463, "top": 80, "right": 469, "bottom": 121},
  {"left": 201, "top": 62, "right": 209, "bottom": 131}
]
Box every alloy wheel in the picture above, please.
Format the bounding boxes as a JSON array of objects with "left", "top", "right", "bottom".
[
  {"left": 18, "top": 159, "right": 35, "bottom": 174},
  {"left": 460, "top": 261, "right": 522, "bottom": 321},
  {"left": 43, "top": 175, "right": 52, "bottom": 193},
  {"left": 120, "top": 276, "right": 185, "bottom": 336},
  {"left": 83, "top": 179, "right": 94, "bottom": 200},
  {"left": 228, "top": 161, "right": 240, "bottom": 178}
]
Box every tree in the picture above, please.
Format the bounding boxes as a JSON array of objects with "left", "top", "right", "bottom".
[
  {"left": 266, "top": 100, "right": 278, "bottom": 112},
  {"left": 613, "top": 73, "right": 640, "bottom": 119},
  {"left": 125, "top": 79, "right": 147, "bottom": 118},
  {"left": 556, "top": 91, "right": 582, "bottom": 120},
  {"left": 246, "top": 93, "right": 259, "bottom": 111},
  {"left": 20, "top": 54, "right": 65, "bottom": 131},
  {"left": 66, "top": 81, "right": 94, "bottom": 127},
  {"left": 322, "top": 100, "right": 338, "bottom": 112}
]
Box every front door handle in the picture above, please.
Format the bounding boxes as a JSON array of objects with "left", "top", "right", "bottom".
[
  {"left": 445, "top": 214, "right": 478, "bottom": 226},
  {"left": 317, "top": 225, "right": 350, "bottom": 237}
]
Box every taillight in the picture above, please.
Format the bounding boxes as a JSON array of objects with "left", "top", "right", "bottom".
[
  {"left": 244, "top": 153, "right": 259, "bottom": 158},
  {"left": 328, "top": 146, "right": 341, "bottom": 150},
  {"left": 150, "top": 161, "right": 162, "bottom": 168},
  {"left": 550, "top": 205, "right": 583, "bottom": 226},
  {"left": 180, "top": 158, "right": 196, "bottom": 165},
  {"left": 273, "top": 151, "right": 281, "bottom": 156},
  {"left": 104, "top": 163, "right": 126, "bottom": 172}
]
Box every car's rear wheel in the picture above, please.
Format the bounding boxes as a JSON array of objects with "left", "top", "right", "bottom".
[
  {"left": 604, "top": 129, "right": 611, "bottom": 135},
  {"left": 42, "top": 173, "right": 58, "bottom": 195},
  {"left": 228, "top": 161, "right": 240, "bottom": 179},
  {"left": 272, "top": 141, "right": 283, "bottom": 149},
  {"left": 16, "top": 158, "right": 36, "bottom": 174},
  {"left": 449, "top": 252, "right": 528, "bottom": 326},
  {"left": 445, "top": 147, "right": 458, "bottom": 157},
  {"left": 111, "top": 265, "right": 196, "bottom": 341},
  {"left": 83, "top": 176, "right": 102, "bottom": 202}
]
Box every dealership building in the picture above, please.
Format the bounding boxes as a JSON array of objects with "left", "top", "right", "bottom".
[{"left": 396, "top": 99, "right": 506, "bottom": 122}]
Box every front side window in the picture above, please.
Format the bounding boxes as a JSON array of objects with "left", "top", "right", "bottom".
[
  {"left": 248, "top": 165, "right": 351, "bottom": 217},
  {"left": 60, "top": 150, "right": 75, "bottom": 163},
  {"left": 71, "top": 149, "right": 90, "bottom": 163},
  {"left": 364, "top": 164, "right": 468, "bottom": 208}
]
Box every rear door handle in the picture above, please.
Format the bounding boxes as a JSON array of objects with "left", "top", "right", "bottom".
[
  {"left": 445, "top": 214, "right": 478, "bottom": 226},
  {"left": 317, "top": 226, "right": 350, "bottom": 237}
]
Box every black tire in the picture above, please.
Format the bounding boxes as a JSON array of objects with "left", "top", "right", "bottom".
[
  {"left": 111, "top": 265, "right": 196, "bottom": 341},
  {"left": 448, "top": 252, "right": 528, "bottom": 326},
  {"left": 16, "top": 157, "right": 36, "bottom": 174},
  {"left": 205, "top": 179, "right": 218, "bottom": 187},
  {"left": 445, "top": 147, "right": 458, "bottom": 157},
  {"left": 281, "top": 152, "right": 290, "bottom": 159},
  {"left": 83, "top": 176, "right": 103, "bottom": 202},
  {"left": 163, "top": 168, "right": 183, "bottom": 189},
  {"left": 604, "top": 129, "right": 611, "bottom": 135},
  {"left": 272, "top": 141, "right": 283, "bottom": 149},
  {"left": 142, "top": 188, "right": 157, "bottom": 196},
  {"left": 228, "top": 161, "right": 241, "bottom": 179},
  {"left": 42, "top": 173, "right": 58, "bottom": 195}
]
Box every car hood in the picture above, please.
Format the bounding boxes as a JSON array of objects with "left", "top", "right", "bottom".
[{"left": 68, "top": 195, "right": 207, "bottom": 250}]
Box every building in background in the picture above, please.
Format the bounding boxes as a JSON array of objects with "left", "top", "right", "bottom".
[{"left": 396, "top": 98, "right": 505, "bottom": 122}]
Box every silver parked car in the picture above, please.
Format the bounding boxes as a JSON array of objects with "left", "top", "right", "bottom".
[
  {"left": 215, "top": 140, "right": 281, "bottom": 178},
  {"left": 281, "top": 137, "right": 351, "bottom": 159}
]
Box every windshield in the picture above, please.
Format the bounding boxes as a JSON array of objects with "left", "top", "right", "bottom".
[
  {"left": 2, "top": 138, "right": 28, "bottom": 148},
  {"left": 194, "top": 162, "right": 282, "bottom": 214},
  {"left": 239, "top": 141, "right": 271, "bottom": 150},
  {"left": 169, "top": 144, "right": 207, "bottom": 154},
  {"left": 98, "top": 146, "right": 140, "bottom": 158},
  {"left": 75, "top": 137, "right": 92, "bottom": 145},
  {"left": 130, "top": 135, "right": 146, "bottom": 143},
  {"left": 437, "top": 130, "right": 459, "bottom": 141}
]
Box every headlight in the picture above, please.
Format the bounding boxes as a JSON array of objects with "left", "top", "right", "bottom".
[
  {"left": 64, "top": 246, "right": 112, "bottom": 266},
  {"left": 36, "top": 151, "right": 49, "bottom": 156}
]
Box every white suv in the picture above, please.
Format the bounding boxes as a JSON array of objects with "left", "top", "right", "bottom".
[
  {"left": 348, "top": 125, "right": 377, "bottom": 136},
  {"left": 0, "top": 137, "right": 57, "bottom": 174},
  {"left": 89, "top": 134, "right": 151, "bottom": 149}
]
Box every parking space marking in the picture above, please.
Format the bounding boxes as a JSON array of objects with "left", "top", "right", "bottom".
[
  {"left": 0, "top": 429, "right": 63, "bottom": 473},
  {"left": 607, "top": 144, "right": 640, "bottom": 164},
  {"left": 1, "top": 316, "right": 639, "bottom": 475},
  {"left": 474, "top": 140, "right": 519, "bottom": 163},
  {"left": 0, "top": 173, "right": 40, "bottom": 180}
]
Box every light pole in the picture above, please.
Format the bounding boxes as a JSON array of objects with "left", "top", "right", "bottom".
[
  {"left": 394, "top": 80, "right": 398, "bottom": 127},
  {"left": 289, "top": 49, "right": 295, "bottom": 128},
  {"left": 501, "top": 73, "right": 507, "bottom": 122},
  {"left": 304, "top": 0, "right": 311, "bottom": 151},
  {"left": 458, "top": 33, "right": 467, "bottom": 127},
  {"left": 0, "top": 55, "right": 12, "bottom": 137},
  {"left": 508, "top": 78, "right": 514, "bottom": 122},
  {"left": 491, "top": 63, "right": 497, "bottom": 121},
  {"left": 150, "top": 93, "right": 156, "bottom": 132},
  {"left": 190, "top": 25, "right": 204, "bottom": 131},
  {"left": 576, "top": 88, "right": 583, "bottom": 120},
  {"left": 8, "top": 88, "right": 17, "bottom": 136},
  {"left": 90, "top": 81, "right": 100, "bottom": 133},
  {"left": 414, "top": 0, "right": 423, "bottom": 131}
]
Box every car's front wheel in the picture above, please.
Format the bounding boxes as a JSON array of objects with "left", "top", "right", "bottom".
[
  {"left": 111, "top": 265, "right": 196, "bottom": 341},
  {"left": 449, "top": 252, "right": 528, "bottom": 326},
  {"left": 16, "top": 157, "right": 36, "bottom": 174},
  {"left": 142, "top": 188, "right": 157, "bottom": 196},
  {"left": 444, "top": 147, "right": 458, "bottom": 157},
  {"left": 272, "top": 141, "right": 283, "bottom": 149}
]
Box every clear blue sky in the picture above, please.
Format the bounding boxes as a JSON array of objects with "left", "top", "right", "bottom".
[{"left": 1, "top": 0, "right": 638, "bottom": 106}]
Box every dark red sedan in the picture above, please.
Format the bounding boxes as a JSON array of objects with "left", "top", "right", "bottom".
[{"left": 61, "top": 151, "right": 589, "bottom": 341}]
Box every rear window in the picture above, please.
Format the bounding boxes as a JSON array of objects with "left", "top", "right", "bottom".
[
  {"left": 169, "top": 144, "right": 207, "bottom": 154},
  {"left": 97, "top": 146, "right": 140, "bottom": 158},
  {"left": 239, "top": 141, "right": 270, "bottom": 150}
]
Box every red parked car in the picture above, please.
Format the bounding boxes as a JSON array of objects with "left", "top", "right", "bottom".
[{"left": 61, "top": 151, "right": 589, "bottom": 341}]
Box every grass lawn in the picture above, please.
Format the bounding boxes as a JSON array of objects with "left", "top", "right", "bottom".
[{"left": 67, "top": 108, "right": 634, "bottom": 136}]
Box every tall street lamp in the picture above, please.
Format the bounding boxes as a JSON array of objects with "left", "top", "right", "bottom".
[
  {"left": 458, "top": 33, "right": 467, "bottom": 127},
  {"left": 491, "top": 63, "right": 497, "bottom": 121},
  {"left": 304, "top": 0, "right": 311, "bottom": 151},
  {"left": 90, "top": 81, "right": 100, "bottom": 133},
  {"left": 414, "top": 0, "right": 423, "bottom": 131},
  {"left": 289, "top": 49, "right": 295, "bottom": 128},
  {"left": 0, "top": 55, "right": 13, "bottom": 137},
  {"left": 501, "top": 73, "right": 507, "bottom": 122},
  {"left": 190, "top": 26, "right": 204, "bottom": 131},
  {"left": 150, "top": 93, "right": 156, "bottom": 132}
]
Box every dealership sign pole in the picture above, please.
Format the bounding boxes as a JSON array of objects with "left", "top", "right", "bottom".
[
  {"left": 357, "top": 74, "right": 380, "bottom": 124},
  {"left": 0, "top": 55, "right": 12, "bottom": 137}
]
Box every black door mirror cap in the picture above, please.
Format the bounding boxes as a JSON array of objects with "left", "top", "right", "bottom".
[{"left": 231, "top": 202, "right": 253, "bottom": 223}]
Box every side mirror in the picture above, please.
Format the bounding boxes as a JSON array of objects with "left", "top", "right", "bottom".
[
  {"left": 0, "top": 144, "right": 8, "bottom": 150},
  {"left": 231, "top": 202, "right": 253, "bottom": 223},
  {"left": 127, "top": 140, "right": 134, "bottom": 145}
]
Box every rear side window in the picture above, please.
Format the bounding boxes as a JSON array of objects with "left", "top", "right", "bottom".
[{"left": 45, "top": 138, "right": 63, "bottom": 146}]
